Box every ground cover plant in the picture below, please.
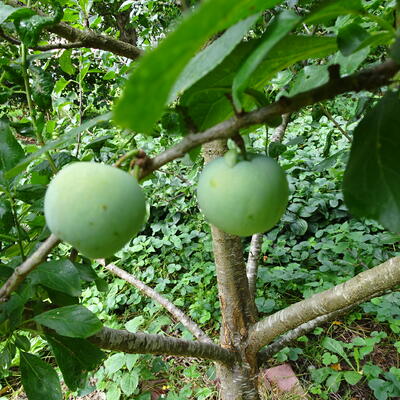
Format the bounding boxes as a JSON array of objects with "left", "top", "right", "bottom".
[{"left": 0, "top": 0, "right": 400, "bottom": 399}]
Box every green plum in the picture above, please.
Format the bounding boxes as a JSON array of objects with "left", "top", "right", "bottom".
[
  {"left": 44, "top": 162, "right": 146, "bottom": 258},
  {"left": 197, "top": 154, "right": 289, "bottom": 236}
]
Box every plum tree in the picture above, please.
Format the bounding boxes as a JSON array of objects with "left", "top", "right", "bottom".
[
  {"left": 197, "top": 152, "right": 289, "bottom": 236},
  {"left": 44, "top": 162, "right": 146, "bottom": 258}
]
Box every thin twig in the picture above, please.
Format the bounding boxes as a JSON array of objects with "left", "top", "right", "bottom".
[
  {"left": 99, "top": 260, "right": 213, "bottom": 344},
  {"left": 0, "top": 234, "right": 60, "bottom": 303},
  {"left": 320, "top": 103, "right": 352, "bottom": 142},
  {"left": 246, "top": 233, "right": 263, "bottom": 301}
]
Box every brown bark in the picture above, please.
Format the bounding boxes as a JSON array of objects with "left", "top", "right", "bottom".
[{"left": 203, "top": 140, "right": 259, "bottom": 400}]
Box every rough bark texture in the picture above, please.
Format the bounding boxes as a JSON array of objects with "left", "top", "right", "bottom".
[
  {"left": 203, "top": 140, "right": 259, "bottom": 400},
  {"left": 90, "top": 327, "right": 237, "bottom": 364}
]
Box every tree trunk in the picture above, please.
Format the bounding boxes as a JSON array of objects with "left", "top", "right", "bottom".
[{"left": 203, "top": 140, "right": 260, "bottom": 400}]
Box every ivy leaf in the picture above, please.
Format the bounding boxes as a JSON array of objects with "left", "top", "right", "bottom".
[
  {"left": 29, "top": 260, "right": 82, "bottom": 297},
  {"left": 33, "top": 305, "right": 102, "bottom": 338},
  {"left": 337, "top": 23, "right": 370, "bottom": 56},
  {"left": 29, "top": 66, "right": 55, "bottom": 110},
  {"left": 46, "top": 334, "right": 105, "bottom": 391},
  {"left": 232, "top": 10, "right": 301, "bottom": 111},
  {"left": 0, "top": 121, "right": 25, "bottom": 173},
  {"left": 114, "top": 0, "right": 283, "bottom": 133},
  {"left": 20, "top": 352, "right": 62, "bottom": 400},
  {"left": 343, "top": 92, "right": 400, "bottom": 233}
]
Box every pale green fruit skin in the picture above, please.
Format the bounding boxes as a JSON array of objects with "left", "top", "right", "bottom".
[
  {"left": 197, "top": 155, "right": 289, "bottom": 236},
  {"left": 44, "top": 162, "right": 146, "bottom": 258}
]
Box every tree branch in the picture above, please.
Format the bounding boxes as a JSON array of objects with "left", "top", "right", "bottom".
[
  {"left": 269, "top": 112, "right": 291, "bottom": 143},
  {"left": 257, "top": 304, "right": 357, "bottom": 364},
  {"left": 246, "top": 233, "right": 263, "bottom": 302},
  {"left": 0, "top": 234, "right": 60, "bottom": 303},
  {"left": 247, "top": 257, "right": 400, "bottom": 354},
  {"left": 99, "top": 260, "right": 212, "bottom": 344},
  {"left": 89, "top": 327, "right": 237, "bottom": 365},
  {"left": 140, "top": 60, "right": 400, "bottom": 179},
  {"left": 3, "top": 0, "right": 143, "bottom": 60}
]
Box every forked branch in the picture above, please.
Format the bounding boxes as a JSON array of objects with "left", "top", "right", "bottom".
[
  {"left": 247, "top": 257, "right": 400, "bottom": 354},
  {"left": 0, "top": 234, "right": 60, "bottom": 303},
  {"left": 99, "top": 260, "right": 212, "bottom": 343}
]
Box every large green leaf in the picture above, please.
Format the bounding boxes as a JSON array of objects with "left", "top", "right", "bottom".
[
  {"left": 0, "top": 2, "right": 16, "bottom": 24},
  {"left": 169, "top": 14, "right": 259, "bottom": 102},
  {"left": 0, "top": 121, "right": 25, "bottom": 173},
  {"left": 20, "top": 352, "right": 62, "bottom": 400},
  {"left": 5, "top": 111, "right": 112, "bottom": 179},
  {"left": 232, "top": 10, "right": 301, "bottom": 111},
  {"left": 113, "top": 0, "right": 282, "bottom": 133},
  {"left": 181, "top": 35, "right": 337, "bottom": 130},
  {"left": 304, "top": 0, "right": 363, "bottom": 25},
  {"left": 33, "top": 305, "right": 102, "bottom": 338},
  {"left": 337, "top": 23, "right": 370, "bottom": 56},
  {"left": 343, "top": 92, "right": 400, "bottom": 233},
  {"left": 29, "top": 260, "right": 82, "bottom": 297},
  {"left": 46, "top": 334, "right": 105, "bottom": 391}
]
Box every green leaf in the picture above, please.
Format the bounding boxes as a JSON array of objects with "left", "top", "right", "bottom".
[
  {"left": 15, "top": 334, "right": 31, "bottom": 351},
  {"left": 305, "top": 0, "right": 363, "bottom": 25},
  {"left": 337, "top": 23, "right": 370, "bottom": 56},
  {"left": 0, "top": 2, "right": 17, "bottom": 24},
  {"left": 326, "top": 371, "right": 342, "bottom": 392},
  {"left": 330, "top": 46, "right": 370, "bottom": 75},
  {"left": 120, "top": 372, "right": 139, "bottom": 396},
  {"left": 29, "top": 66, "right": 55, "bottom": 110},
  {"left": 20, "top": 352, "right": 62, "bottom": 400},
  {"left": 169, "top": 14, "right": 259, "bottom": 102},
  {"left": 343, "top": 371, "right": 362, "bottom": 385},
  {"left": 181, "top": 35, "right": 337, "bottom": 130},
  {"left": 59, "top": 49, "right": 76, "bottom": 75},
  {"left": 288, "top": 64, "right": 329, "bottom": 97},
  {"left": 114, "top": 0, "right": 282, "bottom": 133},
  {"left": 30, "top": 260, "right": 82, "bottom": 297},
  {"left": 5, "top": 112, "right": 112, "bottom": 179},
  {"left": 46, "top": 334, "right": 105, "bottom": 391},
  {"left": 343, "top": 92, "right": 400, "bottom": 233},
  {"left": 0, "top": 121, "right": 25, "bottom": 173},
  {"left": 33, "top": 305, "right": 102, "bottom": 338},
  {"left": 322, "top": 337, "right": 352, "bottom": 366},
  {"left": 391, "top": 36, "right": 400, "bottom": 63},
  {"left": 125, "top": 316, "right": 145, "bottom": 333},
  {"left": 15, "top": 184, "right": 47, "bottom": 204},
  {"left": 104, "top": 353, "right": 125, "bottom": 374},
  {"left": 0, "top": 199, "right": 13, "bottom": 233},
  {"left": 232, "top": 10, "right": 301, "bottom": 111},
  {"left": 11, "top": 4, "right": 63, "bottom": 47}
]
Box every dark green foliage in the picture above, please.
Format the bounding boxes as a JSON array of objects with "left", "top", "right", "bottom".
[{"left": 343, "top": 92, "right": 400, "bottom": 233}]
